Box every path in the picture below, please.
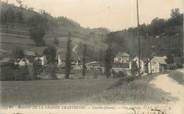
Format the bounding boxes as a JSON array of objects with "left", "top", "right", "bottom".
[{"left": 150, "top": 69, "right": 184, "bottom": 114}]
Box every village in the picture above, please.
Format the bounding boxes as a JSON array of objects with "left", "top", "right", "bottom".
[
  {"left": 0, "top": 1, "right": 184, "bottom": 113},
  {"left": 0, "top": 44, "right": 181, "bottom": 80},
  {"left": 0, "top": 0, "right": 183, "bottom": 81}
]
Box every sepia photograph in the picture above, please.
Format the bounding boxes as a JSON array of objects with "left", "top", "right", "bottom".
[{"left": 0, "top": 0, "right": 184, "bottom": 114}]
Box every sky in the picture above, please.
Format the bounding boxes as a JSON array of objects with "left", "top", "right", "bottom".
[{"left": 4, "top": 0, "right": 184, "bottom": 31}]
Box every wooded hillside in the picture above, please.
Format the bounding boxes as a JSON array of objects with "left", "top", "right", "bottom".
[{"left": 106, "top": 8, "right": 183, "bottom": 58}]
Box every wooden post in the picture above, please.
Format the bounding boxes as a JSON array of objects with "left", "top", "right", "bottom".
[{"left": 136, "top": 0, "right": 141, "bottom": 77}]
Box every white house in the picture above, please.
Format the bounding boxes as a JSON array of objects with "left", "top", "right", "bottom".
[
  {"left": 34, "top": 56, "right": 47, "bottom": 66},
  {"left": 39, "top": 56, "right": 47, "bottom": 66},
  {"left": 56, "top": 48, "right": 81, "bottom": 67},
  {"left": 57, "top": 54, "right": 62, "bottom": 66},
  {"left": 56, "top": 48, "right": 63, "bottom": 66},
  {"left": 148, "top": 56, "right": 167, "bottom": 73},
  {"left": 14, "top": 58, "right": 30, "bottom": 67},
  {"left": 114, "top": 52, "right": 130, "bottom": 64}
]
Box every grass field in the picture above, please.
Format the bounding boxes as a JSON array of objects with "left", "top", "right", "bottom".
[
  {"left": 1, "top": 79, "right": 117, "bottom": 106},
  {"left": 168, "top": 70, "right": 184, "bottom": 85},
  {"left": 81, "top": 75, "right": 174, "bottom": 104},
  {"left": 0, "top": 75, "right": 174, "bottom": 107}
]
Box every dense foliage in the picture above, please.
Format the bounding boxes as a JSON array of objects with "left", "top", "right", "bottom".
[
  {"left": 65, "top": 33, "right": 72, "bottom": 79},
  {"left": 106, "top": 8, "right": 183, "bottom": 58},
  {"left": 27, "top": 13, "right": 49, "bottom": 46},
  {"left": 43, "top": 45, "right": 57, "bottom": 63},
  {"left": 12, "top": 47, "right": 25, "bottom": 59},
  {"left": 104, "top": 43, "right": 113, "bottom": 78}
]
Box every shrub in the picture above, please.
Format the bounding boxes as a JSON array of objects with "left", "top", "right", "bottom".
[
  {"left": 1, "top": 65, "right": 15, "bottom": 81},
  {"left": 0, "top": 63, "right": 30, "bottom": 81}
]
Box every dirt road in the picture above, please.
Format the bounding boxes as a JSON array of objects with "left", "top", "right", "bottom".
[{"left": 150, "top": 69, "right": 184, "bottom": 114}]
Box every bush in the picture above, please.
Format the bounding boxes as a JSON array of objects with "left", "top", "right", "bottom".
[
  {"left": 44, "top": 63, "right": 57, "bottom": 79},
  {"left": 0, "top": 63, "right": 30, "bottom": 81},
  {"left": 1, "top": 65, "right": 15, "bottom": 81},
  {"left": 112, "top": 70, "right": 127, "bottom": 78},
  {"left": 14, "top": 66, "right": 29, "bottom": 80},
  {"left": 12, "top": 47, "right": 24, "bottom": 59},
  {"left": 28, "top": 14, "right": 48, "bottom": 46}
]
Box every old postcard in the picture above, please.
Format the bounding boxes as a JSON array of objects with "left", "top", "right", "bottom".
[{"left": 0, "top": 0, "right": 184, "bottom": 114}]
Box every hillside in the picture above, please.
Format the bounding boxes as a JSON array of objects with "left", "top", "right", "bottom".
[
  {"left": 105, "top": 8, "right": 183, "bottom": 58},
  {"left": 0, "top": 1, "right": 109, "bottom": 58},
  {"left": 0, "top": 24, "right": 35, "bottom": 51}
]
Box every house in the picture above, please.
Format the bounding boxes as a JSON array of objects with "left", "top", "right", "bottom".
[
  {"left": 23, "top": 50, "right": 36, "bottom": 62},
  {"left": 113, "top": 52, "right": 131, "bottom": 69},
  {"left": 28, "top": 46, "right": 47, "bottom": 56},
  {"left": 114, "top": 52, "right": 130, "bottom": 64},
  {"left": 28, "top": 47, "right": 48, "bottom": 66},
  {"left": 34, "top": 56, "right": 47, "bottom": 66},
  {"left": 24, "top": 50, "right": 36, "bottom": 57},
  {"left": 148, "top": 56, "right": 167, "bottom": 73},
  {"left": 56, "top": 48, "right": 65, "bottom": 66},
  {"left": 86, "top": 61, "right": 103, "bottom": 71},
  {"left": 14, "top": 58, "right": 30, "bottom": 67},
  {"left": 56, "top": 48, "right": 81, "bottom": 67}
]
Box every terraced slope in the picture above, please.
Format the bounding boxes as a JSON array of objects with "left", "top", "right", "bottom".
[{"left": 0, "top": 24, "right": 35, "bottom": 51}]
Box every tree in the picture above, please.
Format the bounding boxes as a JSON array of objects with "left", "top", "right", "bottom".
[
  {"left": 54, "top": 37, "right": 59, "bottom": 46},
  {"left": 168, "top": 8, "right": 183, "bottom": 26},
  {"left": 149, "top": 17, "right": 165, "bottom": 36},
  {"left": 166, "top": 54, "right": 174, "bottom": 64},
  {"left": 12, "top": 47, "right": 24, "bottom": 59},
  {"left": 131, "top": 60, "right": 138, "bottom": 76},
  {"left": 82, "top": 44, "right": 87, "bottom": 77},
  {"left": 104, "top": 44, "right": 113, "bottom": 78},
  {"left": 15, "top": 11, "right": 24, "bottom": 23},
  {"left": 6, "top": 7, "right": 16, "bottom": 23},
  {"left": 43, "top": 45, "right": 56, "bottom": 64},
  {"left": 33, "top": 58, "right": 42, "bottom": 79},
  {"left": 43, "top": 45, "right": 57, "bottom": 79},
  {"left": 16, "top": 0, "right": 23, "bottom": 8},
  {"left": 170, "top": 8, "right": 180, "bottom": 18},
  {"left": 98, "top": 49, "right": 104, "bottom": 62},
  {"left": 28, "top": 14, "right": 48, "bottom": 46},
  {"left": 65, "top": 32, "right": 72, "bottom": 79}
]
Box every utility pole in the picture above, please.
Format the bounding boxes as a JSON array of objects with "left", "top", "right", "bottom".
[
  {"left": 183, "top": 13, "right": 184, "bottom": 63},
  {"left": 136, "top": 0, "right": 141, "bottom": 77}
]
